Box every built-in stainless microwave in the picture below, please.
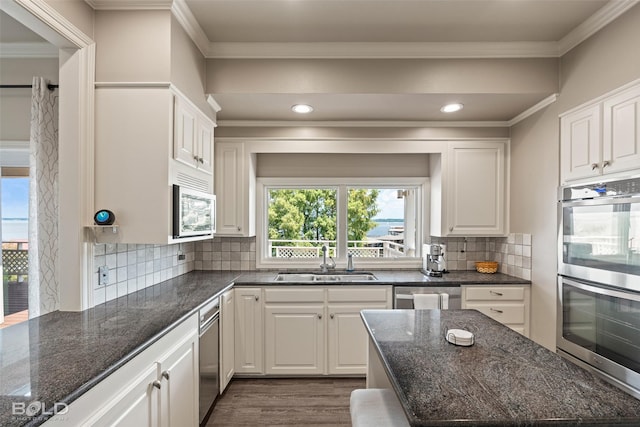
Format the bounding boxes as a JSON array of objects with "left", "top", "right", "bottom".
[{"left": 173, "top": 184, "right": 216, "bottom": 238}]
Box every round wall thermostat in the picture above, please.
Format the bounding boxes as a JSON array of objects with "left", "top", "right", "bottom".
[{"left": 94, "top": 209, "right": 115, "bottom": 225}]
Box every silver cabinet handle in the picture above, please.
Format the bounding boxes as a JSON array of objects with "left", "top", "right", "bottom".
[
  {"left": 330, "top": 314, "right": 334, "bottom": 319},
  {"left": 602, "top": 160, "right": 610, "bottom": 168},
  {"left": 152, "top": 380, "right": 162, "bottom": 389},
  {"left": 591, "top": 163, "right": 599, "bottom": 170},
  {"left": 490, "top": 290, "right": 503, "bottom": 296},
  {"left": 490, "top": 308, "right": 504, "bottom": 314},
  {"left": 162, "top": 371, "right": 170, "bottom": 380},
  {"left": 318, "top": 314, "right": 322, "bottom": 319}
]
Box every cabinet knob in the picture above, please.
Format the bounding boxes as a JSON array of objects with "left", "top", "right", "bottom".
[
  {"left": 237, "top": 226, "right": 241, "bottom": 231},
  {"left": 591, "top": 163, "right": 599, "bottom": 170},
  {"left": 602, "top": 160, "right": 610, "bottom": 169},
  {"left": 162, "top": 370, "right": 170, "bottom": 380},
  {"left": 193, "top": 155, "right": 199, "bottom": 161},
  {"left": 255, "top": 295, "right": 259, "bottom": 301},
  {"left": 318, "top": 314, "right": 322, "bottom": 319},
  {"left": 449, "top": 227, "right": 454, "bottom": 232},
  {"left": 490, "top": 308, "right": 504, "bottom": 314},
  {"left": 330, "top": 314, "right": 334, "bottom": 319},
  {"left": 152, "top": 380, "right": 162, "bottom": 390},
  {"left": 198, "top": 157, "right": 204, "bottom": 164}
]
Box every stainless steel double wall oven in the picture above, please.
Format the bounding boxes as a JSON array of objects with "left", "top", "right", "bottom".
[{"left": 558, "top": 177, "right": 640, "bottom": 398}]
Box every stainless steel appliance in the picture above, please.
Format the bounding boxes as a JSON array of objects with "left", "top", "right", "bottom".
[
  {"left": 558, "top": 177, "right": 640, "bottom": 292},
  {"left": 199, "top": 297, "right": 220, "bottom": 425},
  {"left": 173, "top": 185, "right": 216, "bottom": 239},
  {"left": 394, "top": 286, "right": 461, "bottom": 309},
  {"left": 557, "top": 276, "right": 640, "bottom": 398},
  {"left": 558, "top": 177, "right": 640, "bottom": 398},
  {"left": 423, "top": 244, "right": 447, "bottom": 277}
]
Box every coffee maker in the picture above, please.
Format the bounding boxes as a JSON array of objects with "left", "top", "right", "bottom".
[{"left": 423, "top": 244, "right": 447, "bottom": 277}]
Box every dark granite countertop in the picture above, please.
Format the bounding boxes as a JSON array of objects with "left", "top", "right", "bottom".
[
  {"left": 361, "top": 309, "right": 640, "bottom": 426},
  {"left": 234, "top": 269, "right": 531, "bottom": 286},
  {"left": 0, "top": 271, "right": 237, "bottom": 427},
  {"left": 0, "top": 269, "right": 528, "bottom": 426}
]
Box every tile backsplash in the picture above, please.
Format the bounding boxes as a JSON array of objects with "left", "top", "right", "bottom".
[
  {"left": 93, "top": 242, "right": 195, "bottom": 305},
  {"left": 429, "top": 233, "right": 532, "bottom": 280},
  {"left": 195, "top": 237, "right": 256, "bottom": 271},
  {"left": 92, "top": 233, "right": 530, "bottom": 305}
]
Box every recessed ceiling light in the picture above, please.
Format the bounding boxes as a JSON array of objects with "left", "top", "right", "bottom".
[
  {"left": 440, "top": 103, "right": 464, "bottom": 113},
  {"left": 291, "top": 104, "right": 314, "bottom": 114}
]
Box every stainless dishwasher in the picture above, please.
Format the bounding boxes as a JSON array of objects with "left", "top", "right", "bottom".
[{"left": 199, "top": 297, "right": 220, "bottom": 425}]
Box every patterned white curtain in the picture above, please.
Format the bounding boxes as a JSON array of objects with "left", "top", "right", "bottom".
[{"left": 28, "top": 77, "right": 59, "bottom": 317}]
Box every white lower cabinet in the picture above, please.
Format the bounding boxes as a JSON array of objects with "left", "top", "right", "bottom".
[
  {"left": 461, "top": 285, "right": 530, "bottom": 337},
  {"left": 220, "top": 289, "right": 235, "bottom": 392},
  {"left": 265, "top": 304, "right": 325, "bottom": 374},
  {"left": 259, "top": 286, "right": 392, "bottom": 376},
  {"left": 43, "top": 315, "right": 199, "bottom": 427},
  {"left": 234, "top": 287, "right": 263, "bottom": 374}
]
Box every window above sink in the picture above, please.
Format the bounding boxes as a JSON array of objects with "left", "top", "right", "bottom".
[{"left": 256, "top": 177, "right": 427, "bottom": 271}]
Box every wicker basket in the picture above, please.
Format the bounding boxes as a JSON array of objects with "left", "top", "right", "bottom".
[{"left": 475, "top": 261, "right": 498, "bottom": 274}]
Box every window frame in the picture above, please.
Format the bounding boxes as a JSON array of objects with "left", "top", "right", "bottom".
[{"left": 256, "top": 177, "right": 429, "bottom": 270}]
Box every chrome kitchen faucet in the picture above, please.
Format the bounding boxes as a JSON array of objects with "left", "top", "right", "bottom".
[{"left": 320, "top": 245, "right": 336, "bottom": 273}]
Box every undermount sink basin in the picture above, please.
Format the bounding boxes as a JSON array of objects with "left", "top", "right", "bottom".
[{"left": 274, "top": 272, "right": 377, "bottom": 282}]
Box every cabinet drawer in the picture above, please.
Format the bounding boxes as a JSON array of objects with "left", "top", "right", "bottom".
[
  {"left": 265, "top": 288, "right": 325, "bottom": 303},
  {"left": 465, "top": 303, "right": 525, "bottom": 324},
  {"left": 464, "top": 286, "right": 525, "bottom": 301},
  {"left": 327, "top": 287, "right": 389, "bottom": 303}
]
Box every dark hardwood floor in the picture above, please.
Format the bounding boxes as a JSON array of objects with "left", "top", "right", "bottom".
[{"left": 206, "top": 378, "right": 365, "bottom": 426}]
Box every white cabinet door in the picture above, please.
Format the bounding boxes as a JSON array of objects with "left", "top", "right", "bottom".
[
  {"left": 214, "top": 142, "right": 256, "bottom": 236},
  {"left": 447, "top": 142, "right": 506, "bottom": 235},
  {"left": 89, "top": 366, "right": 159, "bottom": 427},
  {"left": 264, "top": 305, "right": 325, "bottom": 375},
  {"left": 198, "top": 119, "right": 214, "bottom": 175},
  {"left": 220, "top": 289, "right": 235, "bottom": 392},
  {"left": 560, "top": 104, "right": 602, "bottom": 182},
  {"left": 235, "top": 288, "right": 263, "bottom": 373},
  {"left": 603, "top": 85, "right": 640, "bottom": 176},
  {"left": 327, "top": 303, "right": 387, "bottom": 375},
  {"left": 158, "top": 330, "right": 199, "bottom": 427},
  {"left": 174, "top": 96, "right": 198, "bottom": 169}
]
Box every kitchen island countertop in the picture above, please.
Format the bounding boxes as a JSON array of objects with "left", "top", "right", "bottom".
[{"left": 361, "top": 309, "right": 640, "bottom": 426}]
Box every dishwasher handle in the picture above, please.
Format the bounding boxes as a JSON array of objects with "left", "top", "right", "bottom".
[{"left": 200, "top": 312, "right": 219, "bottom": 336}]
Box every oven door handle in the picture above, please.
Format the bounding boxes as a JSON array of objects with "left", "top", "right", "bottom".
[
  {"left": 562, "top": 277, "right": 640, "bottom": 302},
  {"left": 561, "top": 195, "right": 640, "bottom": 207}
]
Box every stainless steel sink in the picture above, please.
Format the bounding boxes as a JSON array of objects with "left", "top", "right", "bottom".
[{"left": 274, "top": 272, "right": 377, "bottom": 282}]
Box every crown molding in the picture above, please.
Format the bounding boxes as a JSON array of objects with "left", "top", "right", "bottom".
[
  {"left": 171, "top": 0, "right": 211, "bottom": 57},
  {"left": 206, "top": 41, "right": 560, "bottom": 59},
  {"left": 85, "top": 0, "right": 173, "bottom": 10},
  {"left": 216, "top": 120, "right": 510, "bottom": 128},
  {"left": 507, "top": 93, "right": 558, "bottom": 126},
  {"left": 0, "top": 42, "right": 58, "bottom": 58},
  {"left": 557, "top": 0, "right": 640, "bottom": 56}
]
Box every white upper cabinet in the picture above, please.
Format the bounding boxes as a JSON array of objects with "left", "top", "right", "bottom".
[
  {"left": 174, "top": 96, "right": 215, "bottom": 175},
  {"left": 214, "top": 142, "right": 256, "bottom": 236},
  {"left": 94, "top": 85, "right": 215, "bottom": 244},
  {"left": 432, "top": 140, "right": 508, "bottom": 237},
  {"left": 602, "top": 84, "right": 640, "bottom": 176},
  {"left": 560, "top": 104, "right": 602, "bottom": 182},
  {"left": 561, "top": 81, "right": 640, "bottom": 184}
]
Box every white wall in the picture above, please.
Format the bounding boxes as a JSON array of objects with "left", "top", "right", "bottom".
[{"left": 509, "top": 3, "right": 640, "bottom": 350}]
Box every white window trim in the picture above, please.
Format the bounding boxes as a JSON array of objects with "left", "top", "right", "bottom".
[{"left": 256, "top": 177, "right": 429, "bottom": 270}]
